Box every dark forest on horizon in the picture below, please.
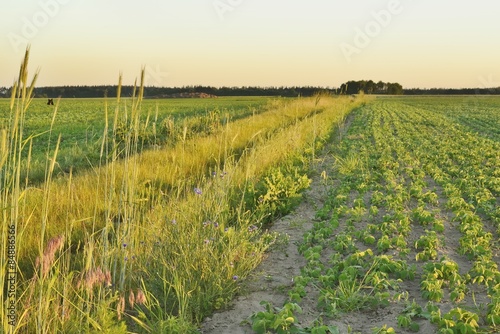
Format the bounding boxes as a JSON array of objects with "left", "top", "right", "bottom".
[{"left": 1, "top": 80, "right": 499, "bottom": 98}]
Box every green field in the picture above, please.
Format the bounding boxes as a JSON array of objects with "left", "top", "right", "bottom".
[
  {"left": 0, "top": 96, "right": 271, "bottom": 183},
  {"left": 2, "top": 64, "right": 500, "bottom": 334},
  {"left": 270, "top": 96, "right": 499, "bottom": 333}
]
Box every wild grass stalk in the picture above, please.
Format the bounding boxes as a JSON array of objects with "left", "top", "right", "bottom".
[{"left": 1, "top": 47, "right": 40, "bottom": 333}]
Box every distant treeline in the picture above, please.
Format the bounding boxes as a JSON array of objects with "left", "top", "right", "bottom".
[
  {"left": 404, "top": 87, "right": 500, "bottom": 95},
  {"left": 338, "top": 80, "right": 500, "bottom": 95},
  {"left": 0, "top": 85, "right": 338, "bottom": 98},
  {"left": 1, "top": 82, "right": 499, "bottom": 98}
]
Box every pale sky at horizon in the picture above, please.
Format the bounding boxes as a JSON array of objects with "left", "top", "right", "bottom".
[{"left": 2, "top": 0, "right": 500, "bottom": 89}]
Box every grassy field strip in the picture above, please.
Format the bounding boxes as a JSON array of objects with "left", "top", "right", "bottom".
[
  {"left": 136, "top": 95, "right": 331, "bottom": 192},
  {"left": 16, "top": 96, "right": 343, "bottom": 260},
  {"left": 0, "top": 96, "right": 271, "bottom": 183},
  {"left": 2, "top": 56, "right": 368, "bottom": 333},
  {"left": 262, "top": 98, "right": 499, "bottom": 333}
]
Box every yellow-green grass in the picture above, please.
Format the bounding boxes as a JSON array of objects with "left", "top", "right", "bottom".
[
  {"left": 1, "top": 49, "right": 368, "bottom": 333},
  {"left": 17, "top": 93, "right": 361, "bottom": 263},
  {"left": 0, "top": 96, "right": 272, "bottom": 184}
]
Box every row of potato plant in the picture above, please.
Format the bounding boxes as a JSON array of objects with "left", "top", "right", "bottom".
[
  {"left": 384, "top": 99, "right": 499, "bottom": 331},
  {"left": 264, "top": 97, "right": 498, "bottom": 333}
]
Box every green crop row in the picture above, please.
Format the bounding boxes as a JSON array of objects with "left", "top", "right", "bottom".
[{"left": 257, "top": 97, "right": 499, "bottom": 333}]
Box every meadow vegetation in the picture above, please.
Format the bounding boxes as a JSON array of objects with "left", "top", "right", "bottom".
[
  {"left": 0, "top": 93, "right": 269, "bottom": 184},
  {"left": 1, "top": 49, "right": 365, "bottom": 333}
]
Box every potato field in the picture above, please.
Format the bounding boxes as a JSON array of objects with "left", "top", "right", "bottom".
[{"left": 250, "top": 96, "right": 499, "bottom": 334}]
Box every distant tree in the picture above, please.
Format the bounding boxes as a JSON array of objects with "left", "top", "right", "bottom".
[
  {"left": 340, "top": 81, "right": 361, "bottom": 94},
  {"left": 387, "top": 82, "right": 403, "bottom": 95},
  {"left": 365, "top": 80, "right": 376, "bottom": 94},
  {"left": 339, "top": 80, "right": 402, "bottom": 95},
  {"left": 376, "top": 81, "right": 386, "bottom": 93},
  {"left": 0, "top": 87, "right": 8, "bottom": 97}
]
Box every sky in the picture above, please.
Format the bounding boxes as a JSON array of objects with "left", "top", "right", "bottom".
[{"left": 1, "top": 0, "right": 500, "bottom": 89}]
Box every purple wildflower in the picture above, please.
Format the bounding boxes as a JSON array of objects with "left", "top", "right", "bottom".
[
  {"left": 213, "top": 222, "right": 219, "bottom": 228},
  {"left": 204, "top": 239, "right": 210, "bottom": 245},
  {"left": 194, "top": 187, "right": 202, "bottom": 195},
  {"left": 232, "top": 275, "right": 238, "bottom": 281},
  {"left": 248, "top": 225, "right": 258, "bottom": 233}
]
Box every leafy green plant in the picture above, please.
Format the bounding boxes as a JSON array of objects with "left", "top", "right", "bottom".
[
  {"left": 332, "top": 233, "right": 356, "bottom": 253},
  {"left": 248, "top": 302, "right": 302, "bottom": 334},
  {"left": 415, "top": 230, "right": 439, "bottom": 261},
  {"left": 377, "top": 235, "right": 392, "bottom": 252},
  {"left": 257, "top": 167, "right": 311, "bottom": 221},
  {"left": 397, "top": 300, "right": 430, "bottom": 332},
  {"left": 486, "top": 292, "right": 500, "bottom": 327},
  {"left": 437, "top": 308, "right": 479, "bottom": 334},
  {"left": 412, "top": 206, "right": 435, "bottom": 225},
  {"left": 289, "top": 276, "right": 310, "bottom": 303},
  {"left": 318, "top": 253, "right": 394, "bottom": 316},
  {"left": 421, "top": 191, "right": 439, "bottom": 205}
]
